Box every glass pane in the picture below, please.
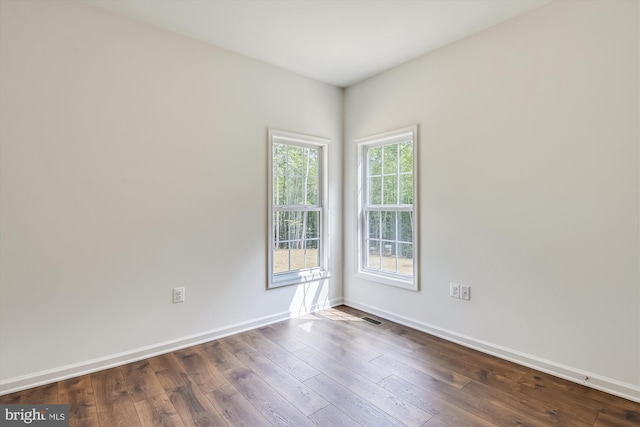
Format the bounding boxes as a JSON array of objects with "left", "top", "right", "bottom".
[
  {"left": 304, "top": 240, "right": 319, "bottom": 268},
  {"left": 399, "top": 211, "right": 413, "bottom": 243},
  {"left": 274, "top": 211, "right": 285, "bottom": 242},
  {"left": 398, "top": 243, "right": 413, "bottom": 275},
  {"left": 273, "top": 143, "right": 286, "bottom": 175},
  {"left": 399, "top": 141, "right": 413, "bottom": 173},
  {"left": 305, "top": 211, "right": 319, "bottom": 238},
  {"left": 274, "top": 241, "right": 290, "bottom": 273},
  {"left": 367, "top": 211, "right": 380, "bottom": 239},
  {"left": 380, "top": 242, "right": 397, "bottom": 273},
  {"left": 287, "top": 145, "right": 304, "bottom": 176},
  {"left": 273, "top": 174, "right": 283, "bottom": 205},
  {"left": 368, "top": 147, "right": 382, "bottom": 176},
  {"left": 286, "top": 211, "right": 304, "bottom": 241},
  {"left": 368, "top": 176, "right": 382, "bottom": 205},
  {"left": 289, "top": 240, "right": 305, "bottom": 270},
  {"left": 399, "top": 173, "right": 413, "bottom": 205},
  {"left": 383, "top": 144, "right": 398, "bottom": 174},
  {"left": 306, "top": 177, "right": 319, "bottom": 205},
  {"left": 366, "top": 240, "right": 381, "bottom": 270},
  {"left": 383, "top": 175, "right": 398, "bottom": 205},
  {"left": 382, "top": 211, "right": 396, "bottom": 240}
]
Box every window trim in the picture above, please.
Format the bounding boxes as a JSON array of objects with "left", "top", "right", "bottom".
[
  {"left": 356, "top": 125, "right": 419, "bottom": 291},
  {"left": 267, "top": 129, "right": 330, "bottom": 289}
]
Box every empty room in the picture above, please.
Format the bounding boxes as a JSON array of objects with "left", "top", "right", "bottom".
[{"left": 0, "top": 0, "right": 638, "bottom": 426}]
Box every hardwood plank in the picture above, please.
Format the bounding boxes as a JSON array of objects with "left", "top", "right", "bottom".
[
  {"left": 148, "top": 353, "right": 191, "bottom": 391},
  {"left": 241, "top": 329, "right": 320, "bottom": 381},
  {"left": 16, "top": 382, "right": 58, "bottom": 404},
  {"left": 198, "top": 340, "right": 244, "bottom": 372},
  {"left": 91, "top": 367, "right": 142, "bottom": 427},
  {"left": 148, "top": 353, "right": 228, "bottom": 426},
  {"left": 296, "top": 346, "right": 431, "bottom": 426},
  {"left": 378, "top": 375, "right": 496, "bottom": 427},
  {"left": 58, "top": 376, "right": 99, "bottom": 427},
  {"left": 515, "top": 373, "right": 603, "bottom": 425},
  {"left": 208, "top": 384, "right": 271, "bottom": 427},
  {"left": 461, "top": 380, "right": 592, "bottom": 427},
  {"left": 305, "top": 374, "right": 404, "bottom": 426},
  {"left": 411, "top": 345, "right": 523, "bottom": 390},
  {"left": 372, "top": 355, "right": 542, "bottom": 427},
  {"left": 421, "top": 416, "right": 452, "bottom": 427},
  {"left": 593, "top": 406, "right": 640, "bottom": 427},
  {"left": 220, "top": 335, "right": 328, "bottom": 416},
  {"left": 134, "top": 393, "right": 184, "bottom": 427},
  {"left": 121, "top": 360, "right": 166, "bottom": 403},
  {"left": 308, "top": 404, "right": 362, "bottom": 427},
  {"left": 271, "top": 320, "right": 392, "bottom": 383},
  {"left": 223, "top": 365, "right": 316, "bottom": 427},
  {"left": 257, "top": 324, "right": 309, "bottom": 353},
  {"left": 0, "top": 391, "right": 22, "bottom": 404},
  {"left": 173, "top": 346, "right": 229, "bottom": 391},
  {"left": 379, "top": 346, "right": 472, "bottom": 389},
  {"left": 271, "top": 317, "right": 382, "bottom": 362},
  {"left": 519, "top": 370, "right": 640, "bottom": 412},
  {"left": 316, "top": 310, "right": 424, "bottom": 353}
]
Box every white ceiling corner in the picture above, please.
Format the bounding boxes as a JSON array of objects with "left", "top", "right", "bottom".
[{"left": 82, "top": 0, "right": 553, "bottom": 87}]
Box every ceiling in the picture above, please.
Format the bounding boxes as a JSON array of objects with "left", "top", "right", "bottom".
[{"left": 84, "top": 0, "right": 552, "bottom": 88}]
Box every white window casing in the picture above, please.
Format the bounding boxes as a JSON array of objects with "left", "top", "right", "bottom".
[
  {"left": 356, "top": 125, "right": 419, "bottom": 291},
  {"left": 268, "top": 129, "right": 330, "bottom": 288}
]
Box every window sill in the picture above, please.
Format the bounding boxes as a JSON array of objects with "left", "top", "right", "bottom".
[
  {"left": 269, "top": 269, "right": 331, "bottom": 289},
  {"left": 356, "top": 269, "right": 418, "bottom": 291}
]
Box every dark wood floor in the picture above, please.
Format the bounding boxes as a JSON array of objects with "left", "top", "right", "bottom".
[{"left": 1, "top": 306, "right": 639, "bottom": 426}]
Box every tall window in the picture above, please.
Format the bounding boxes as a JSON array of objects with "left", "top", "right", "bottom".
[
  {"left": 357, "top": 126, "right": 418, "bottom": 290},
  {"left": 268, "top": 129, "right": 329, "bottom": 288}
]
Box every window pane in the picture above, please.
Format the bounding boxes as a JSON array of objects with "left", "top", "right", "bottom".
[
  {"left": 399, "top": 141, "right": 413, "bottom": 173},
  {"left": 380, "top": 242, "right": 397, "bottom": 273},
  {"left": 383, "top": 175, "right": 398, "bottom": 205},
  {"left": 383, "top": 144, "right": 398, "bottom": 174},
  {"left": 367, "top": 211, "right": 380, "bottom": 239},
  {"left": 399, "top": 173, "right": 413, "bottom": 205},
  {"left": 273, "top": 143, "right": 287, "bottom": 175},
  {"left": 366, "top": 240, "right": 381, "bottom": 269},
  {"left": 369, "top": 176, "right": 382, "bottom": 205},
  {"left": 289, "top": 240, "right": 305, "bottom": 270},
  {"left": 287, "top": 145, "right": 304, "bottom": 176},
  {"left": 369, "top": 147, "right": 382, "bottom": 176},
  {"left": 274, "top": 241, "right": 290, "bottom": 274},
  {"left": 398, "top": 243, "right": 413, "bottom": 275},
  {"left": 305, "top": 211, "right": 319, "bottom": 238},
  {"left": 306, "top": 177, "right": 319, "bottom": 205},
  {"left": 399, "top": 211, "right": 413, "bottom": 243},
  {"left": 382, "top": 211, "right": 396, "bottom": 240},
  {"left": 273, "top": 174, "right": 283, "bottom": 205},
  {"left": 304, "top": 240, "right": 319, "bottom": 268}
]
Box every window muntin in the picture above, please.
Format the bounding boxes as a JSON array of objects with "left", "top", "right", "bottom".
[
  {"left": 358, "top": 126, "right": 418, "bottom": 290},
  {"left": 268, "top": 130, "right": 329, "bottom": 288}
]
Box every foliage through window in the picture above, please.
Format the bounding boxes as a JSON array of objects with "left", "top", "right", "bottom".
[
  {"left": 268, "top": 130, "right": 329, "bottom": 288},
  {"left": 358, "top": 126, "right": 418, "bottom": 290}
]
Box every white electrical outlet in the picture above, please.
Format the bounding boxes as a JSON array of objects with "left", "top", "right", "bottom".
[
  {"left": 173, "top": 287, "right": 185, "bottom": 303},
  {"left": 461, "top": 285, "right": 470, "bottom": 301},
  {"left": 450, "top": 283, "right": 460, "bottom": 299}
]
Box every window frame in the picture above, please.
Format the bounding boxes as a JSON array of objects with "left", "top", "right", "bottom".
[
  {"left": 268, "top": 129, "right": 330, "bottom": 289},
  {"left": 356, "top": 125, "right": 419, "bottom": 291}
]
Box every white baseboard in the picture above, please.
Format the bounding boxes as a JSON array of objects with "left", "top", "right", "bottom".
[
  {"left": 0, "top": 297, "right": 343, "bottom": 396},
  {"left": 343, "top": 298, "right": 640, "bottom": 403}
]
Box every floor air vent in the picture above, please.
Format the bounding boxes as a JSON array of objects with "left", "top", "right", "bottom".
[{"left": 362, "top": 316, "right": 383, "bottom": 325}]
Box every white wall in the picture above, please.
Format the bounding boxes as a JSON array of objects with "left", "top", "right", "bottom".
[
  {"left": 0, "top": 0, "right": 342, "bottom": 386},
  {"left": 344, "top": 0, "right": 639, "bottom": 398}
]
